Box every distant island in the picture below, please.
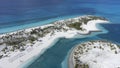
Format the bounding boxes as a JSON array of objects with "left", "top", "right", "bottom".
[
  {"left": 71, "top": 40, "right": 120, "bottom": 68},
  {"left": 0, "top": 15, "right": 108, "bottom": 68}
]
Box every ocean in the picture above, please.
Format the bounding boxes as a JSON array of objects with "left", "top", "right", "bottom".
[
  {"left": 0, "top": 0, "right": 120, "bottom": 68},
  {"left": 0, "top": 0, "right": 120, "bottom": 33}
]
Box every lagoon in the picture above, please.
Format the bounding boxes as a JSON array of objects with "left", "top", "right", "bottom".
[{"left": 26, "top": 24, "right": 120, "bottom": 68}]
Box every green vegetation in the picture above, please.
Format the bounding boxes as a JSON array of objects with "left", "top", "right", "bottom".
[
  {"left": 88, "top": 16, "right": 107, "bottom": 21},
  {"left": 0, "top": 15, "right": 108, "bottom": 56},
  {"left": 0, "top": 55, "right": 3, "bottom": 59},
  {"left": 29, "top": 36, "right": 37, "bottom": 42},
  {"left": 30, "top": 30, "right": 38, "bottom": 34},
  {"left": 42, "top": 26, "right": 54, "bottom": 30},
  {"left": 81, "top": 18, "right": 92, "bottom": 24},
  {"left": 81, "top": 16, "right": 107, "bottom": 24},
  {"left": 75, "top": 64, "right": 79, "bottom": 68},
  {"left": 75, "top": 64, "right": 89, "bottom": 68},
  {"left": 67, "top": 16, "right": 107, "bottom": 30},
  {"left": 73, "top": 40, "right": 120, "bottom": 68},
  {"left": 6, "top": 41, "right": 20, "bottom": 45},
  {"left": 67, "top": 22, "right": 82, "bottom": 30}
]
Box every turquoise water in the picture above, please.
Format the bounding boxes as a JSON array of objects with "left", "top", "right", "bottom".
[
  {"left": 0, "top": 0, "right": 120, "bottom": 34},
  {"left": 27, "top": 37, "right": 100, "bottom": 68},
  {"left": 26, "top": 24, "right": 120, "bottom": 68},
  {"left": 0, "top": 0, "right": 120, "bottom": 68},
  {"left": 0, "top": 15, "right": 81, "bottom": 34}
]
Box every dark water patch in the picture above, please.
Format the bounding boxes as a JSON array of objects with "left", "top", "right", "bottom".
[
  {"left": 0, "top": 6, "right": 97, "bottom": 30},
  {"left": 66, "top": 0, "right": 120, "bottom": 5},
  {"left": 98, "top": 24, "right": 120, "bottom": 43},
  {"left": 0, "top": 6, "right": 97, "bottom": 33},
  {"left": 0, "top": 0, "right": 120, "bottom": 29}
]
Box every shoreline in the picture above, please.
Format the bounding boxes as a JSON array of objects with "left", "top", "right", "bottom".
[
  {"left": 68, "top": 47, "right": 75, "bottom": 68},
  {"left": 19, "top": 36, "right": 60, "bottom": 68},
  {"left": 67, "top": 23, "right": 109, "bottom": 68},
  {"left": 0, "top": 15, "right": 109, "bottom": 68},
  {"left": 70, "top": 40, "right": 120, "bottom": 68},
  {"left": 0, "top": 14, "right": 83, "bottom": 35}
]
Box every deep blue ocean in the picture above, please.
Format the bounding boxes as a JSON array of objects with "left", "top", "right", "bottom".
[
  {"left": 0, "top": 0, "right": 120, "bottom": 33},
  {"left": 0, "top": 0, "right": 120, "bottom": 68}
]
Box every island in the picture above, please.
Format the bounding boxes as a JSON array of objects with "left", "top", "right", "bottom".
[
  {"left": 71, "top": 40, "right": 120, "bottom": 68},
  {"left": 0, "top": 15, "right": 108, "bottom": 68}
]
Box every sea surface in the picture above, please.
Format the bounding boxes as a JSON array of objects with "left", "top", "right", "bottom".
[
  {"left": 0, "top": 0, "right": 120, "bottom": 33},
  {"left": 0, "top": 0, "right": 120, "bottom": 68}
]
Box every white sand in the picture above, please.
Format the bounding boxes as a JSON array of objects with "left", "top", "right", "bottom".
[
  {"left": 80, "top": 20, "right": 109, "bottom": 34},
  {"left": 0, "top": 19, "right": 109, "bottom": 68},
  {"left": 74, "top": 41, "right": 120, "bottom": 68}
]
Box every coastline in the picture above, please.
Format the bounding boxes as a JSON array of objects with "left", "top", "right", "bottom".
[
  {"left": 0, "top": 14, "right": 82, "bottom": 35},
  {"left": 60, "top": 19, "right": 110, "bottom": 68},
  {"left": 0, "top": 15, "right": 109, "bottom": 68},
  {"left": 70, "top": 40, "right": 120, "bottom": 68},
  {"left": 67, "top": 22, "right": 109, "bottom": 68},
  {"left": 68, "top": 47, "right": 75, "bottom": 68},
  {"left": 19, "top": 36, "right": 60, "bottom": 68}
]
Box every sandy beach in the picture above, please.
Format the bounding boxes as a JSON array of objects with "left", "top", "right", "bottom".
[
  {"left": 71, "top": 40, "right": 120, "bottom": 68},
  {"left": 68, "top": 47, "right": 75, "bottom": 68},
  {"left": 0, "top": 16, "right": 109, "bottom": 68}
]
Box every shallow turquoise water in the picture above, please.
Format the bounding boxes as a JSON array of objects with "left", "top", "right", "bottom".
[
  {"left": 0, "top": 0, "right": 120, "bottom": 68},
  {"left": 27, "top": 37, "right": 101, "bottom": 68},
  {"left": 26, "top": 24, "right": 120, "bottom": 68}
]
